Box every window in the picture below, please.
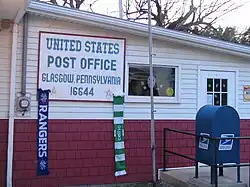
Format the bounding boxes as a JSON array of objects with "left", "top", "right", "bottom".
[
  {"left": 207, "top": 78, "right": 228, "bottom": 106},
  {"left": 128, "top": 64, "right": 177, "bottom": 100}
]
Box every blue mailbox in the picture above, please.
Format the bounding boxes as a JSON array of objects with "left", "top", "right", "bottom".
[{"left": 196, "top": 105, "right": 240, "bottom": 166}]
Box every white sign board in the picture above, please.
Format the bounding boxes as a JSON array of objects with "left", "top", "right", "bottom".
[
  {"left": 38, "top": 32, "right": 126, "bottom": 101},
  {"left": 218, "top": 134, "right": 234, "bottom": 151},
  {"left": 198, "top": 133, "right": 210, "bottom": 150}
]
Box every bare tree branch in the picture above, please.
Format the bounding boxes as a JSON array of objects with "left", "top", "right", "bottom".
[
  {"left": 125, "top": 0, "right": 247, "bottom": 35},
  {"left": 39, "top": 0, "right": 250, "bottom": 45},
  {"left": 50, "top": 0, "right": 58, "bottom": 5}
]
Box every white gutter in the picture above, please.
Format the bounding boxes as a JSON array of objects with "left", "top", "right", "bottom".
[
  {"left": 27, "top": 1, "right": 250, "bottom": 59},
  {"left": 14, "top": 0, "right": 30, "bottom": 23},
  {"left": 7, "top": 23, "right": 18, "bottom": 187}
]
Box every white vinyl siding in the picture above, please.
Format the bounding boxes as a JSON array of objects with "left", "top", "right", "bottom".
[
  {"left": 10, "top": 15, "right": 250, "bottom": 120},
  {"left": 0, "top": 30, "right": 11, "bottom": 118},
  {"left": 238, "top": 69, "right": 250, "bottom": 119}
]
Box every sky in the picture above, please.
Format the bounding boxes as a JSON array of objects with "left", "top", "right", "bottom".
[
  {"left": 217, "top": 0, "right": 250, "bottom": 30},
  {"left": 57, "top": 0, "right": 250, "bottom": 31}
]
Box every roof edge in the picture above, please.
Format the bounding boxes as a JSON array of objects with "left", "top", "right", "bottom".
[
  {"left": 15, "top": 0, "right": 31, "bottom": 23},
  {"left": 27, "top": 0, "right": 250, "bottom": 58}
]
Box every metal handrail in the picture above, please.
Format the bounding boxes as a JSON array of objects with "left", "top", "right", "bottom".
[
  {"left": 163, "top": 127, "right": 250, "bottom": 187},
  {"left": 166, "top": 128, "right": 250, "bottom": 140}
]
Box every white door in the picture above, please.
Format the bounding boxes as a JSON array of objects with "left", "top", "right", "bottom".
[
  {"left": 198, "top": 70, "right": 236, "bottom": 167},
  {"left": 199, "top": 70, "right": 236, "bottom": 109}
]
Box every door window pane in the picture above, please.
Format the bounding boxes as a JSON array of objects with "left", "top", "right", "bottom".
[
  {"left": 207, "top": 79, "right": 213, "bottom": 92},
  {"left": 222, "top": 93, "right": 227, "bottom": 106},
  {"left": 214, "top": 93, "right": 220, "bottom": 105},
  {"left": 214, "top": 79, "right": 220, "bottom": 92},
  {"left": 207, "top": 93, "right": 213, "bottom": 105},
  {"left": 222, "top": 79, "right": 227, "bottom": 92}
]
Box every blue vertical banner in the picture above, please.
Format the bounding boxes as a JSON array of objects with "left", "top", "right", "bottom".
[{"left": 37, "top": 88, "right": 50, "bottom": 176}]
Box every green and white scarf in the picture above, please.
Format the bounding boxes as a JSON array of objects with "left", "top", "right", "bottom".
[{"left": 113, "top": 94, "right": 127, "bottom": 177}]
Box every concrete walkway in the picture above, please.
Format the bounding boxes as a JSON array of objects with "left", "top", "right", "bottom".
[{"left": 160, "top": 166, "right": 250, "bottom": 187}]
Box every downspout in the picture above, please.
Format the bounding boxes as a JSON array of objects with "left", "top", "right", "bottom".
[
  {"left": 6, "top": 23, "right": 18, "bottom": 187},
  {"left": 7, "top": 13, "right": 28, "bottom": 187},
  {"left": 21, "top": 13, "right": 28, "bottom": 96}
]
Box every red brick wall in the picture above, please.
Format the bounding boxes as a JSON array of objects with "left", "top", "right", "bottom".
[
  {"left": 239, "top": 120, "right": 250, "bottom": 163},
  {"left": 0, "top": 119, "right": 246, "bottom": 187},
  {"left": 0, "top": 119, "right": 8, "bottom": 187}
]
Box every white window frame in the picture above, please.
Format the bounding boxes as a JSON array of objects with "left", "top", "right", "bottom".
[{"left": 125, "top": 62, "right": 181, "bottom": 103}]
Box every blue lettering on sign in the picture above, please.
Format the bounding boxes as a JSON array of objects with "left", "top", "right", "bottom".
[
  {"left": 46, "top": 38, "right": 81, "bottom": 51},
  {"left": 47, "top": 55, "right": 76, "bottom": 69},
  {"left": 80, "top": 58, "right": 116, "bottom": 71},
  {"left": 70, "top": 87, "right": 94, "bottom": 96},
  {"left": 75, "top": 74, "right": 121, "bottom": 85},
  {"left": 41, "top": 73, "right": 121, "bottom": 85},
  {"left": 42, "top": 73, "right": 75, "bottom": 83},
  {"left": 46, "top": 37, "right": 120, "bottom": 55},
  {"left": 37, "top": 88, "right": 50, "bottom": 176},
  {"left": 84, "top": 40, "right": 120, "bottom": 54}
]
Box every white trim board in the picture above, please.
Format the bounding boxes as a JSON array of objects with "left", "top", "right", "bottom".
[
  {"left": 197, "top": 66, "right": 238, "bottom": 110},
  {"left": 125, "top": 62, "right": 181, "bottom": 104}
]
